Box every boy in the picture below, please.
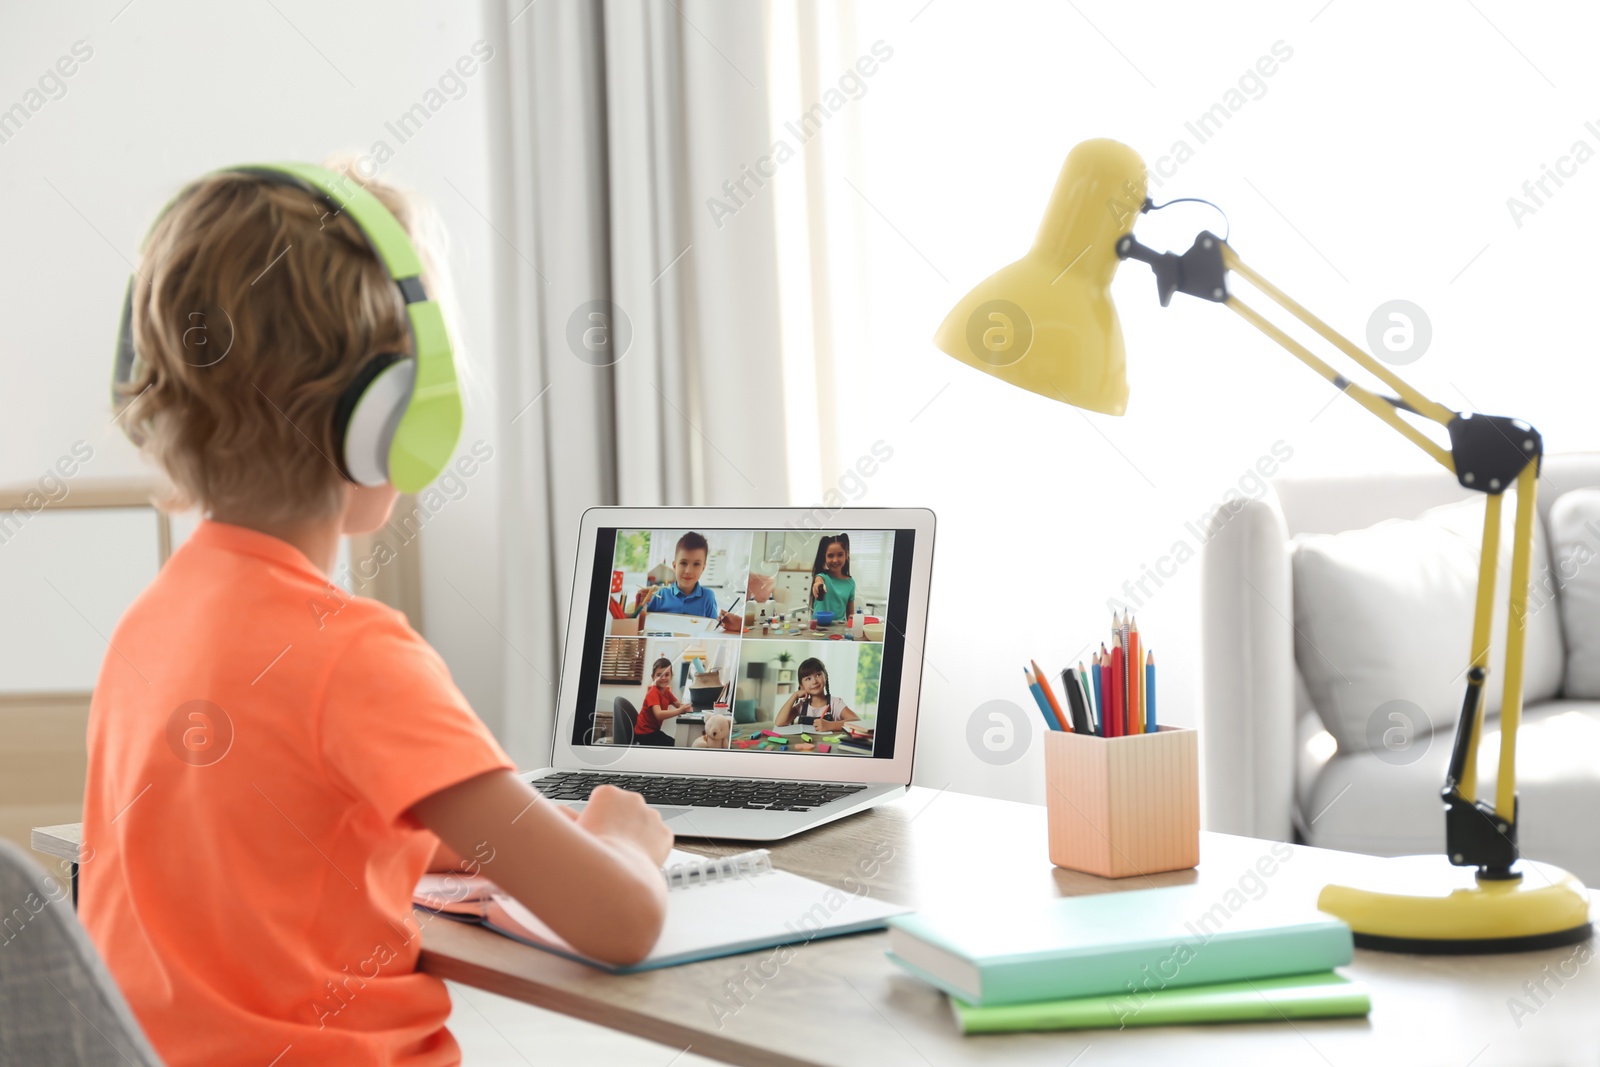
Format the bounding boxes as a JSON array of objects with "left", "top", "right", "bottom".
[
  {"left": 639, "top": 531, "right": 737, "bottom": 632},
  {"left": 632, "top": 656, "right": 693, "bottom": 745},
  {"left": 81, "top": 165, "right": 672, "bottom": 1066}
]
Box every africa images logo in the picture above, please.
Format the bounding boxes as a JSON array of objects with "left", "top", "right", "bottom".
[{"left": 165, "top": 700, "right": 234, "bottom": 767}]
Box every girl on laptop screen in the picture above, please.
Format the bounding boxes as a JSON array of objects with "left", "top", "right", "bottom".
[{"left": 775, "top": 658, "right": 860, "bottom": 729}]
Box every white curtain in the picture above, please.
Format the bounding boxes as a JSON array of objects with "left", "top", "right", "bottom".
[{"left": 489, "top": 0, "right": 790, "bottom": 765}]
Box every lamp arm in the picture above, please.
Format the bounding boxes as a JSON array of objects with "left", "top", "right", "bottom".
[
  {"left": 1119, "top": 229, "right": 1545, "bottom": 878},
  {"left": 1219, "top": 246, "right": 1458, "bottom": 427},
  {"left": 1223, "top": 297, "right": 1458, "bottom": 471}
]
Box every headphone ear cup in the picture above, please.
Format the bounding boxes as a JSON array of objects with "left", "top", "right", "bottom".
[
  {"left": 334, "top": 354, "right": 414, "bottom": 487},
  {"left": 111, "top": 277, "right": 144, "bottom": 442}
]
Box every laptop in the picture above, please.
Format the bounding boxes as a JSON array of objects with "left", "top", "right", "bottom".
[{"left": 522, "top": 507, "right": 936, "bottom": 841}]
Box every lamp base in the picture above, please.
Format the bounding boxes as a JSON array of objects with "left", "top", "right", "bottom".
[{"left": 1318, "top": 855, "right": 1593, "bottom": 954}]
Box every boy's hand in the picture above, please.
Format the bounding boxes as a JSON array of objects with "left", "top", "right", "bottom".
[{"left": 577, "top": 784, "right": 673, "bottom": 867}]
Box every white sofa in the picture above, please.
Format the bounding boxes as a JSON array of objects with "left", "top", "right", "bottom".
[{"left": 1201, "top": 453, "right": 1600, "bottom": 883}]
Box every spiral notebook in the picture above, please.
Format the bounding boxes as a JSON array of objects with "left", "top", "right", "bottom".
[{"left": 414, "top": 848, "right": 908, "bottom": 973}]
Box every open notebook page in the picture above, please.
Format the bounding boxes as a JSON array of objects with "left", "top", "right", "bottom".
[{"left": 415, "top": 848, "right": 907, "bottom": 974}]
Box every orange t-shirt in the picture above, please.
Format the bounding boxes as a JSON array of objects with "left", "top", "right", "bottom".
[{"left": 81, "top": 520, "right": 514, "bottom": 1066}]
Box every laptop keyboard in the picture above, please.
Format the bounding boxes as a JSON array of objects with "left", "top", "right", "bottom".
[{"left": 534, "top": 771, "right": 868, "bottom": 812}]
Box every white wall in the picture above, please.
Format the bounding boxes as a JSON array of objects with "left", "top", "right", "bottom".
[
  {"left": 1, "top": 3, "right": 506, "bottom": 726},
  {"left": 15, "top": 0, "right": 1600, "bottom": 812},
  {"left": 768, "top": 0, "right": 1600, "bottom": 806}
]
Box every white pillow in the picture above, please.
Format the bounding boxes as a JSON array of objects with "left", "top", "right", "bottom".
[
  {"left": 1291, "top": 495, "right": 1562, "bottom": 754},
  {"left": 1549, "top": 488, "right": 1600, "bottom": 697}
]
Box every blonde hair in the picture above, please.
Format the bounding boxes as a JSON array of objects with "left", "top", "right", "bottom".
[{"left": 118, "top": 161, "right": 443, "bottom": 525}]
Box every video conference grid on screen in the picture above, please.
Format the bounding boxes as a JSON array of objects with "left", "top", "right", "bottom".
[{"left": 576, "top": 527, "right": 907, "bottom": 759}]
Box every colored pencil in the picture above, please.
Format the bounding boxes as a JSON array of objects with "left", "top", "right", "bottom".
[
  {"left": 1110, "top": 619, "right": 1121, "bottom": 736},
  {"left": 1128, "top": 618, "right": 1142, "bottom": 735},
  {"left": 1146, "top": 650, "right": 1157, "bottom": 731},
  {"left": 1097, "top": 655, "right": 1111, "bottom": 737},
  {"left": 1086, "top": 664, "right": 1101, "bottom": 735},
  {"left": 1103, "top": 656, "right": 1115, "bottom": 739},
  {"left": 1077, "top": 661, "right": 1094, "bottom": 732},
  {"left": 1118, "top": 614, "right": 1130, "bottom": 726},
  {"left": 1024, "top": 667, "right": 1063, "bottom": 731},
  {"left": 1031, "top": 659, "right": 1072, "bottom": 732},
  {"left": 1090, "top": 653, "right": 1104, "bottom": 736},
  {"left": 1072, "top": 670, "right": 1092, "bottom": 734},
  {"left": 1109, "top": 643, "right": 1125, "bottom": 737},
  {"left": 1139, "top": 650, "right": 1148, "bottom": 731},
  {"left": 1094, "top": 643, "right": 1107, "bottom": 726}
]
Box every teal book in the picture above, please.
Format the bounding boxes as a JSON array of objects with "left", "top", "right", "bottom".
[
  {"left": 932, "top": 969, "right": 1370, "bottom": 1033},
  {"left": 886, "top": 884, "right": 1352, "bottom": 1006}
]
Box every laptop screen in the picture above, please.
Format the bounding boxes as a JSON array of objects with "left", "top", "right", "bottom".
[{"left": 570, "top": 527, "right": 917, "bottom": 761}]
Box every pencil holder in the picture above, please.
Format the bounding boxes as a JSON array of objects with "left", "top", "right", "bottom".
[{"left": 1044, "top": 726, "right": 1199, "bottom": 879}]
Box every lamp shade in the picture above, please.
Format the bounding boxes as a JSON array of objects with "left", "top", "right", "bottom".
[{"left": 933, "top": 138, "right": 1147, "bottom": 415}]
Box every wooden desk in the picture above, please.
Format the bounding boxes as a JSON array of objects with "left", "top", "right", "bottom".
[
  {"left": 416, "top": 789, "right": 1600, "bottom": 1066},
  {"left": 31, "top": 822, "right": 84, "bottom": 906},
  {"left": 35, "top": 790, "right": 1600, "bottom": 1065}
]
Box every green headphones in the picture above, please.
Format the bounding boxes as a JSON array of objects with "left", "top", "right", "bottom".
[{"left": 112, "top": 162, "right": 462, "bottom": 494}]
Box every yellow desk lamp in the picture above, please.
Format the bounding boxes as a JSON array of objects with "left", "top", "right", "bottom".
[{"left": 936, "top": 138, "right": 1592, "bottom": 953}]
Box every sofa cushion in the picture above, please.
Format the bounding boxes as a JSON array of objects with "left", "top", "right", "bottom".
[
  {"left": 1301, "top": 698, "right": 1600, "bottom": 884},
  {"left": 1549, "top": 488, "right": 1600, "bottom": 698},
  {"left": 1291, "top": 495, "right": 1562, "bottom": 754}
]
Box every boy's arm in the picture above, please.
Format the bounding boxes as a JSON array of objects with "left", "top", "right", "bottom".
[
  {"left": 409, "top": 771, "right": 673, "bottom": 967},
  {"left": 427, "top": 838, "right": 469, "bottom": 873}
]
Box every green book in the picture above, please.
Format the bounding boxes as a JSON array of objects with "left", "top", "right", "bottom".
[
  {"left": 936, "top": 969, "right": 1370, "bottom": 1033},
  {"left": 886, "top": 883, "right": 1353, "bottom": 1006}
]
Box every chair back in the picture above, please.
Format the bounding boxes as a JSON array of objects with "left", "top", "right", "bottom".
[
  {"left": 612, "top": 697, "right": 637, "bottom": 746},
  {"left": 0, "top": 839, "right": 165, "bottom": 1065}
]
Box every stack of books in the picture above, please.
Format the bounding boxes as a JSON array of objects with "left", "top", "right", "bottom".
[{"left": 886, "top": 884, "right": 1368, "bottom": 1034}]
